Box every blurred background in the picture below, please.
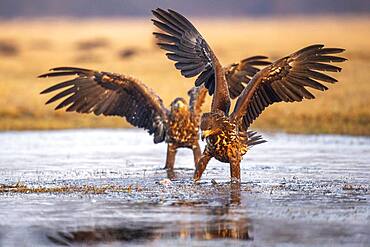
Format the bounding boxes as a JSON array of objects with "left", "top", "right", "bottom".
[
  {"left": 0, "top": 0, "right": 369, "bottom": 135},
  {"left": 1, "top": 0, "right": 370, "bottom": 17}
]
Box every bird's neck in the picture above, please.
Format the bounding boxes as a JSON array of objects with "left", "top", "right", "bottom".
[{"left": 210, "top": 52, "right": 231, "bottom": 115}]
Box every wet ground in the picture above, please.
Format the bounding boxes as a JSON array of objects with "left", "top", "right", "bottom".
[{"left": 0, "top": 129, "right": 369, "bottom": 246}]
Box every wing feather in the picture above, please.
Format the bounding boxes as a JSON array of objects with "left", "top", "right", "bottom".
[
  {"left": 231, "top": 44, "right": 346, "bottom": 129},
  {"left": 152, "top": 8, "right": 231, "bottom": 114},
  {"left": 152, "top": 8, "right": 212, "bottom": 80},
  {"left": 40, "top": 67, "right": 169, "bottom": 143}
]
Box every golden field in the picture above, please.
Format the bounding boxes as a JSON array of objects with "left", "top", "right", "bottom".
[{"left": 0, "top": 17, "right": 369, "bottom": 135}]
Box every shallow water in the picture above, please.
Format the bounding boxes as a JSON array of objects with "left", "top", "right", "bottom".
[{"left": 0, "top": 129, "right": 369, "bottom": 246}]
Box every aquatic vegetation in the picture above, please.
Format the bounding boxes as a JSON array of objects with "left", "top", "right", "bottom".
[{"left": 0, "top": 183, "right": 132, "bottom": 194}]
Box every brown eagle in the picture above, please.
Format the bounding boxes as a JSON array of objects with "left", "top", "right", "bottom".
[
  {"left": 152, "top": 8, "right": 346, "bottom": 182},
  {"left": 38, "top": 59, "right": 267, "bottom": 170},
  {"left": 39, "top": 68, "right": 206, "bottom": 170}
]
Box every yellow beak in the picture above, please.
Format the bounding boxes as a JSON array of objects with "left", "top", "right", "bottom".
[
  {"left": 201, "top": 130, "right": 213, "bottom": 141},
  {"left": 176, "top": 101, "right": 185, "bottom": 109}
]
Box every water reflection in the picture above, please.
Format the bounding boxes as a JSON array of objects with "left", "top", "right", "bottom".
[
  {"left": 47, "top": 225, "right": 159, "bottom": 245},
  {"left": 230, "top": 182, "right": 241, "bottom": 205},
  {"left": 46, "top": 184, "right": 250, "bottom": 245}
]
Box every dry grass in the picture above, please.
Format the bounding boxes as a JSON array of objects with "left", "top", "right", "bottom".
[{"left": 0, "top": 17, "right": 369, "bottom": 135}]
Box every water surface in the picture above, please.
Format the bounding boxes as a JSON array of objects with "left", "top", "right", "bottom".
[{"left": 0, "top": 129, "right": 369, "bottom": 246}]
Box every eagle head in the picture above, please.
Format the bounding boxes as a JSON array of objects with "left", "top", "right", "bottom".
[
  {"left": 200, "top": 110, "right": 226, "bottom": 141},
  {"left": 170, "top": 97, "right": 187, "bottom": 112}
]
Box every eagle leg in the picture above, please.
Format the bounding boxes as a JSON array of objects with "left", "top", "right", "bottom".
[
  {"left": 166, "top": 168, "right": 176, "bottom": 180},
  {"left": 193, "top": 149, "right": 212, "bottom": 182},
  {"left": 192, "top": 142, "right": 202, "bottom": 167},
  {"left": 164, "top": 143, "right": 177, "bottom": 170},
  {"left": 230, "top": 158, "right": 241, "bottom": 183}
]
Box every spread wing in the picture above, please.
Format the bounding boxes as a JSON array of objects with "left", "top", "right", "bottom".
[
  {"left": 152, "top": 8, "right": 230, "bottom": 114},
  {"left": 187, "top": 85, "right": 208, "bottom": 122},
  {"left": 231, "top": 44, "right": 346, "bottom": 129},
  {"left": 39, "top": 67, "right": 169, "bottom": 143},
  {"left": 198, "top": 56, "right": 271, "bottom": 99},
  {"left": 152, "top": 8, "right": 213, "bottom": 80}
]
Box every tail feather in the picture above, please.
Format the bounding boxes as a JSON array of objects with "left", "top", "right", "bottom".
[{"left": 246, "top": 131, "right": 266, "bottom": 147}]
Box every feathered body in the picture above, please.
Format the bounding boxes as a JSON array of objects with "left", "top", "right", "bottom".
[
  {"left": 205, "top": 125, "right": 246, "bottom": 164},
  {"left": 200, "top": 111, "right": 263, "bottom": 163},
  {"left": 167, "top": 107, "right": 199, "bottom": 147}
]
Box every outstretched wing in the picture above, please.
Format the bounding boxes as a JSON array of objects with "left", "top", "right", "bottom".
[
  {"left": 231, "top": 44, "right": 346, "bottom": 129},
  {"left": 152, "top": 8, "right": 230, "bottom": 114},
  {"left": 152, "top": 8, "right": 212, "bottom": 80},
  {"left": 187, "top": 85, "right": 208, "bottom": 122},
  {"left": 39, "top": 67, "right": 169, "bottom": 143},
  {"left": 199, "top": 56, "right": 271, "bottom": 99}
]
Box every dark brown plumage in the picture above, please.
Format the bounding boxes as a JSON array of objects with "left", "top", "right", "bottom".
[
  {"left": 39, "top": 67, "right": 208, "bottom": 170},
  {"left": 152, "top": 8, "right": 346, "bottom": 182}
]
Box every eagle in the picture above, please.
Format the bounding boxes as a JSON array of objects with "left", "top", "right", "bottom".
[
  {"left": 39, "top": 68, "right": 206, "bottom": 170},
  {"left": 38, "top": 60, "right": 267, "bottom": 171},
  {"left": 151, "top": 8, "right": 346, "bottom": 182}
]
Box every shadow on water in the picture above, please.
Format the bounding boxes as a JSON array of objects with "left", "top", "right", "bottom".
[{"left": 46, "top": 184, "right": 251, "bottom": 245}]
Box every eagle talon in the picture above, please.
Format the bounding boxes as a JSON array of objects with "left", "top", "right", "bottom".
[
  {"left": 193, "top": 172, "right": 202, "bottom": 183},
  {"left": 230, "top": 177, "right": 241, "bottom": 184},
  {"left": 193, "top": 178, "right": 201, "bottom": 184}
]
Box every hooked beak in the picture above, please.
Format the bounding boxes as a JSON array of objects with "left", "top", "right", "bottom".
[
  {"left": 175, "top": 101, "right": 185, "bottom": 110},
  {"left": 201, "top": 130, "right": 213, "bottom": 141}
]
